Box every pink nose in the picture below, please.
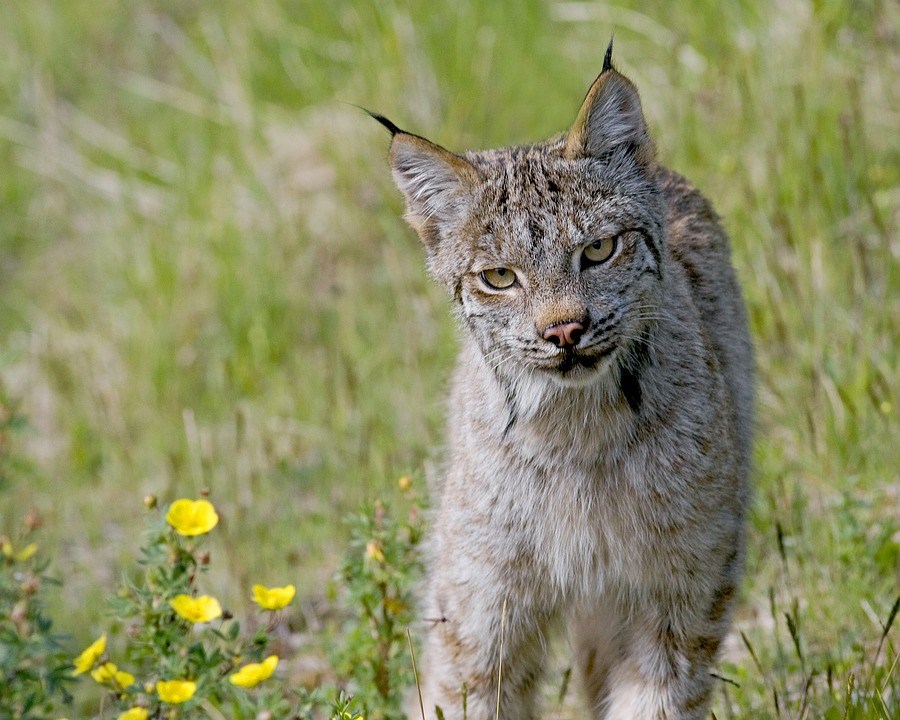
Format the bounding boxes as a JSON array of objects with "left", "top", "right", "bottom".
[{"left": 543, "top": 320, "right": 585, "bottom": 348}]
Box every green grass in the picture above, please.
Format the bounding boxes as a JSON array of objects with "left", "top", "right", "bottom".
[{"left": 0, "top": 0, "right": 897, "bottom": 717}]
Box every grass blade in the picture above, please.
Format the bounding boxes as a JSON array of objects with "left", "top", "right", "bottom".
[
  {"left": 407, "top": 627, "right": 426, "bottom": 720},
  {"left": 842, "top": 673, "right": 855, "bottom": 720},
  {"left": 496, "top": 597, "right": 507, "bottom": 720},
  {"left": 873, "top": 594, "right": 899, "bottom": 667}
]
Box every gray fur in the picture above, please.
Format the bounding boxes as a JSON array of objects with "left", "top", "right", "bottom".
[{"left": 380, "top": 59, "right": 754, "bottom": 720}]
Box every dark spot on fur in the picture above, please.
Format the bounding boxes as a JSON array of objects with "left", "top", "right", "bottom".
[
  {"left": 619, "top": 366, "right": 642, "bottom": 412},
  {"left": 635, "top": 230, "right": 663, "bottom": 279},
  {"left": 618, "top": 328, "right": 653, "bottom": 413},
  {"left": 491, "top": 374, "right": 519, "bottom": 440},
  {"left": 682, "top": 684, "right": 713, "bottom": 712},
  {"left": 494, "top": 181, "right": 509, "bottom": 214},
  {"left": 678, "top": 252, "right": 705, "bottom": 292},
  {"left": 723, "top": 546, "right": 739, "bottom": 569},
  {"left": 556, "top": 347, "right": 612, "bottom": 375},
  {"left": 657, "top": 621, "right": 682, "bottom": 680},
  {"left": 593, "top": 310, "right": 617, "bottom": 331},
  {"left": 622, "top": 140, "right": 639, "bottom": 159},
  {"left": 689, "top": 635, "right": 722, "bottom": 662},
  {"left": 528, "top": 216, "right": 542, "bottom": 243},
  {"left": 596, "top": 141, "right": 639, "bottom": 167},
  {"left": 502, "top": 405, "right": 518, "bottom": 440},
  {"left": 707, "top": 583, "right": 737, "bottom": 623},
  {"left": 453, "top": 279, "right": 464, "bottom": 305}
]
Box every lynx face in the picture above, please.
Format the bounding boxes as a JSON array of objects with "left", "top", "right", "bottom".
[
  {"left": 377, "top": 65, "right": 666, "bottom": 390},
  {"left": 450, "top": 149, "right": 666, "bottom": 388}
]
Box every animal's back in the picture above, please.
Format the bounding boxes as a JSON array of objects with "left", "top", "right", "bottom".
[{"left": 659, "top": 167, "right": 755, "bottom": 471}]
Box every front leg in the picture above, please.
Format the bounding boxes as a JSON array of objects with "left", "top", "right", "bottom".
[
  {"left": 415, "top": 525, "right": 555, "bottom": 720},
  {"left": 602, "top": 578, "right": 739, "bottom": 720}
]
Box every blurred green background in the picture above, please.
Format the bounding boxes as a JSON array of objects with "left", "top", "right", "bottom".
[{"left": 1, "top": 0, "right": 897, "bottom": 716}]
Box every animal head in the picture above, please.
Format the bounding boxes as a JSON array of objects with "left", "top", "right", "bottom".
[{"left": 376, "top": 43, "right": 667, "bottom": 389}]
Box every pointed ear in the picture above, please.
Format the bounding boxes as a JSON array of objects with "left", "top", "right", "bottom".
[
  {"left": 565, "top": 67, "right": 655, "bottom": 165},
  {"left": 387, "top": 131, "right": 477, "bottom": 248}
]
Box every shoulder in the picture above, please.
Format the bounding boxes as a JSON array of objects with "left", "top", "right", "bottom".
[
  {"left": 655, "top": 167, "right": 723, "bottom": 239},
  {"left": 653, "top": 165, "right": 735, "bottom": 276}
]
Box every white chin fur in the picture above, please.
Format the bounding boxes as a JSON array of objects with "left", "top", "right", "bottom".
[
  {"left": 508, "top": 355, "right": 618, "bottom": 420},
  {"left": 545, "top": 355, "right": 617, "bottom": 388}
]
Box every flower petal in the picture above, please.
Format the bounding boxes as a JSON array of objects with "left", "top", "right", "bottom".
[
  {"left": 165, "top": 499, "right": 219, "bottom": 536},
  {"left": 251, "top": 584, "right": 295, "bottom": 610},
  {"left": 170, "top": 594, "right": 223, "bottom": 623},
  {"left": 114, "top": 669, "right": 135, "bottom": 688},
  {"left": 72, "top": 634, "right": 106, "bottom": 675},
  {"left": 91, "top": 662, "right": 117, "bottom": 684},
  {"left": 117, "top": 709, "right": 149, "bottom": 720},
  {"left": 156, "top": 679, "right": 197, "bottom": 704},
  {"left": 229, "top": 655, "right": 279, "bottom": 689},
  {"left": 365, "top": 540, "right": 385, "bottom": 563}
]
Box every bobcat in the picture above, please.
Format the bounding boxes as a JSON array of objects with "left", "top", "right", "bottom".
[{"left": 373, "top": 42, "right": 754, "bottom": 720}]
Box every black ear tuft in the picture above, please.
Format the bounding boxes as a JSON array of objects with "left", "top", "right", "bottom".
[
  {"left": 364, "top": 109, "right": 404, "bottom": 137},
  {"left": 602, "top": 36, "right": 615, "bottom": 74},
  {"left": 565, "top": 43, "right": 654, "bottom": 164}
]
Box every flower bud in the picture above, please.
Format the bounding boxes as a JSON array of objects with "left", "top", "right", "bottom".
[
  {"left": 21, "top": 576, "right": 40, "bottom": 596},
  {"left": 143, "top": 494, "right": 158, "bottom": 509},
  {"left": 25, "top": 509, "right": 43, "bottom": 531},
  {"left": 11, "top": 600, "right": 27, "bottom": 624},
  {"left": 365, "top": 541, "right": 385, "bottom": 563}
]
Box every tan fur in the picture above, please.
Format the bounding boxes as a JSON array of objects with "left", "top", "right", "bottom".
[{"left": 378, "top": 54, "right": 754, "bottom": 720}]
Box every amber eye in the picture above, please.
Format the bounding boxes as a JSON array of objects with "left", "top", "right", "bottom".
[
  {"left": 582, "top": 236, "right": 618, "bottom": 266},
  {"left": 480, "top": 268, "right": 517, "bottom": 289}
]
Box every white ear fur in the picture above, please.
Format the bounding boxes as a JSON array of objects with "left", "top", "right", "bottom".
[
  {"left": 565, "top": 70, "right": 655, "bottom": 165},
  {"left": 389, "top": 134, "right": 476, "bottom": 244}
]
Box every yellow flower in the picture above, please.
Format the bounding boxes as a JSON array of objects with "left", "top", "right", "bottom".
[
  {"left": 251, "top": 584, "right": 295, "bottom": 610},
  {"left": 397, "top": 475, "right": 411, "bottom": 490},
  {"left": 365, "top": 540, "right": 385, "bottom": 563},
  {"left": 117, "top": 709, "right": 149, "bottom": 720},
  {"left": 71, "top": 634, "right": 106, "bottom": 675},
  {"left": 156, "top": 679, "right": 196, "bottom": 704},
  {"left": 90, "top": 662, "right": 135, "bottom": 689},
  {"left": 229, "top": 655, "right": 278, "bottom": 688},
  {"left": 90, "top": 662, "right": 114, "bottom": 684},
  {"left": 2, "top": 540, "right": 38, "bottom": 562},
  {"left": 17, "top": 543, "right": 38, "bottom": 561},
  {"left": 165, "top": 499, "right": 219, "bottom": 536},
  {"left": 170, "top": 594, "right": 222, "bottom": 623}
]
